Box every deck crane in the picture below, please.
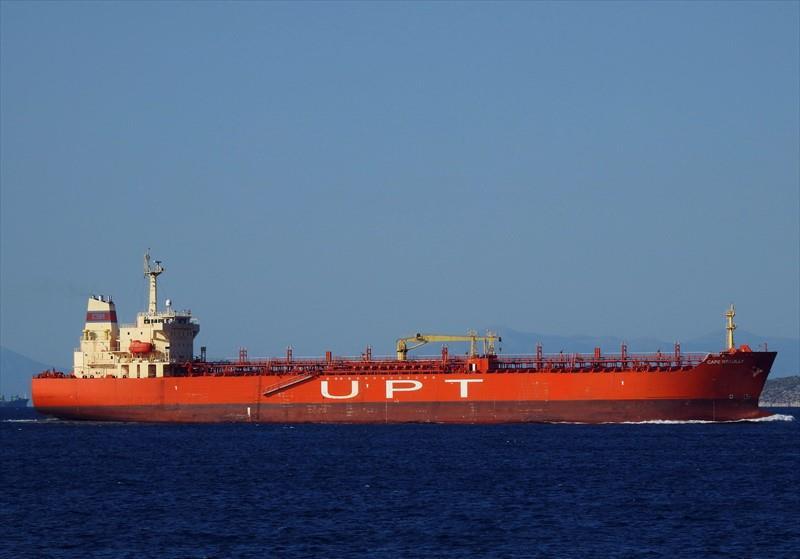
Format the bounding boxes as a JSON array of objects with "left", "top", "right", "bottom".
[{"left": 395, "top": 330, "right": 501, "bottom": 361}]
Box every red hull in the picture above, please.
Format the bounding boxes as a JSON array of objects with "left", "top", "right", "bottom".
[
  {"left": 33, "top": 400, "right": 771, "bottom": 424},
  {"left": 33, "top": 350, "right": 776, "bottom": 423}
]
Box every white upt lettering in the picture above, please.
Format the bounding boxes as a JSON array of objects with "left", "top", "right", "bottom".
[
  {"left": 444, "top": 378, "right": 483, "bottom": 398},
  {"left": 385, "top": 380, "right": 423, "bottom": 399},
  {"left": 320, "top": 380, "right": 359, "bottom": 400}
]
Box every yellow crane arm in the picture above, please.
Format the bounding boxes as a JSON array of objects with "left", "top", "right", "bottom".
[{"left": 395, "top": 331, "right": 501, "bottom": 361}]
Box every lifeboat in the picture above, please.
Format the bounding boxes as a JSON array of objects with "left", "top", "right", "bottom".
[{"left": 129, "top": 340, "right": 153, "bottom": 355}]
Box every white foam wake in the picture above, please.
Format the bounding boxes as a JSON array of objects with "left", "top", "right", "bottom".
[
  {"left": 1, "top": 417, "right": 60, "bottom": 423},
  {"left": 616, "top": 413, "right": 795, "bottom": 425}
]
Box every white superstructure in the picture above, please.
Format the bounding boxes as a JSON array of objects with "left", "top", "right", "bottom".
[{"left": 73, "top": 252, "right": 200, "bottom": 378}]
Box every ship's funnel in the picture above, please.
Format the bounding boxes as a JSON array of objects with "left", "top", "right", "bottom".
[
  {"left": 80, "top": 295, "right": 120, "bottom": 349},
  {"left": 85, "top": 295, "right": 118, "bottom": 325}
]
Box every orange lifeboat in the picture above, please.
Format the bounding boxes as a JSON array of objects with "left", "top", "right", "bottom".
[{"left": 129, "top": 340, "right": 153, "bottom": 355}]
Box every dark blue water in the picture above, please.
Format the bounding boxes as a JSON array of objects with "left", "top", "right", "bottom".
[{"left": 1, "top": 409, "right": 798, "bottom": 559}]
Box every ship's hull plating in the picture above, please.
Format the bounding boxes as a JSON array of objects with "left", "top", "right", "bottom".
[
  {"left": 33, "top": 351, "right": 776, "bottom": 423},
  {"left": 34, "top": 399, "right": 770, "bottom": 424}
]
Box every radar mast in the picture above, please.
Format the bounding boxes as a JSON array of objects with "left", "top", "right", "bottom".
[{"left": 144, "top": 250, "right": 165, "bottom": 315}]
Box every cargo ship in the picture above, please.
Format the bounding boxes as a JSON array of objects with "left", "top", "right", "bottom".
[{"left": 32, "top": 253, "right": 777, "bottom": 423}]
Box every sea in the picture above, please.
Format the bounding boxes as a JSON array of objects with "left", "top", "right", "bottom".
[{"left": 1, "top": 408, "right": 798, "bottom": 559}]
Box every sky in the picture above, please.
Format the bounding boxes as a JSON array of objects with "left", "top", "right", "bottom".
[{"left": 1, "top": 1, "right": 798, "bottom": 365}]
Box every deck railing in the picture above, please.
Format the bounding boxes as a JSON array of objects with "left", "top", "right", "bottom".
[{"left": 178, "top": 349, "right": 710, "bottom": 377}]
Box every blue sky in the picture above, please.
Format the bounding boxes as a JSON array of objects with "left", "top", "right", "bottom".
[{"left": 1, "top": 1, "right": 798, "bottom": 364}]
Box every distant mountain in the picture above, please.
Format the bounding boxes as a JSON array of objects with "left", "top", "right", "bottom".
[
  {"left": 760, "top": 376, "right": 800, "bottom": 407},
  {"left": 0, "top": 347, "right": 62, "bottom": 401},
  {"left": 494, "top": 328, "right": 798, "bottom": 378}
]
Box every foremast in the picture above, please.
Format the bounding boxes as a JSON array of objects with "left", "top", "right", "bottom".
[{"left": 725, "top": 304, "right": 737, "bottom": 351}]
